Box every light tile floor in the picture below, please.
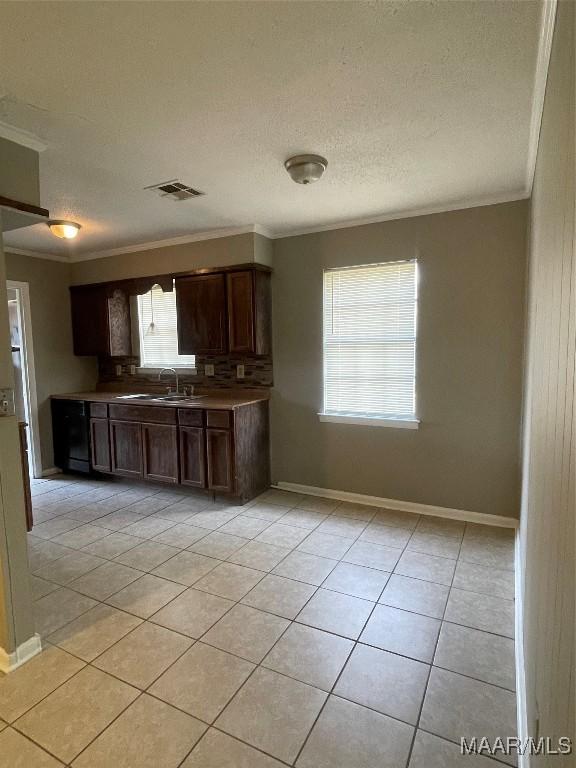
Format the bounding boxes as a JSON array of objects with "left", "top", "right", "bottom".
[{"left": 0, "top": 474, "right": 517, "bottom": 767}]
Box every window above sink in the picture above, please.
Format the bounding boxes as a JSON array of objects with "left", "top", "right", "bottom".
[{"left": 134, "top": 283, "right": 196, "bottom": 372}]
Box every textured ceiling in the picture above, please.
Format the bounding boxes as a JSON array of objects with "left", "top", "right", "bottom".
[{"left": 0, "top": 0, "right": 542, "bottom": 257}]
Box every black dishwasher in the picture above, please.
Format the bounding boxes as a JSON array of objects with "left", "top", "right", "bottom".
[{"left": 51, "top": 399, "right": 92, "bottom": 474}]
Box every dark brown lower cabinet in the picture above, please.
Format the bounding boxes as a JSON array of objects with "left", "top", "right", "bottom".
[
  {"left": 90, "top": 418, "right": 111, "bottom": 472},
  {"left": 143, "top": 423, "right": 179, "bottom": 484},
  {"left": 110, "top": 420, "right": 143, "bottom": 477},
  {"left": 206, "top": 428, "right": 233, "bottom": 492},
  {"left": 68, "top": 398, "right": 271, "bottom": 502},
  {"left": 179, "top": 427, "right": 206, "bottom": 488}
]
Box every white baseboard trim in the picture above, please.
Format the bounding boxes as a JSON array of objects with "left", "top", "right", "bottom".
[
  {"left": 515, "top": 536, "right": 530, "bottom": 767},
  {"left": 273, "top": 481, "right": 518, "bottom": 528},
  {"left": 0, "top": 633, "right": 42, "bottom": 673},
  {"left": 41, "top": 467, "right": 62, "bottom": 478}
]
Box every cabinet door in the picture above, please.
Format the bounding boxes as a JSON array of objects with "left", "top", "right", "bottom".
[
  {"left": 107, "top": 288, "right": 132, "bottom": 356},
  {"left": 90, "top": 418, "right": 111, "bottom": 472},
  {"left": 70, "top": 285, "right": 131, "bottom": 357},
  {"left": 179, "top": 427, "right": 206, "bottom": 488},
  {"left": 253, "top": 270, "right": 272, "bottom": 356},
  {"left": 142, "top": 423, "right": 179, "bottom": 484},
  {"left": 206, "top": 428, "right": 233, "bottom": 492},
  {"left": 110, "top": 420, "right": 143, "bottom": 477},
  {"left": 70, "top": 285, "right": 109, "bottom": 356},
  {"left": 227, "top": 271, "right": 255, "bottom": 353},
  {"left": 176, "top": 274, "right": 227, "bottom": 354}
]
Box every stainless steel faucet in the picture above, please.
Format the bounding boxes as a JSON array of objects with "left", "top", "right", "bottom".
[{"left": 158, "top": 368, "right": 180, "bottom": 394}]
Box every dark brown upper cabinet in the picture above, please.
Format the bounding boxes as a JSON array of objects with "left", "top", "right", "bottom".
[
  {"left": 175, "top": 273, "right": 227, "bottom": 355},
  {"left": 107, "top": 288, "right": 132, "bottom": 356},
  {"left": 70, "top": 264, "right": 271, "bottom": 359},
  {"left": 226, "top": 271, "right": 253, "bottom": 353},
  {"left": 70, "top": 285, "right": 132, "bottom": 357},
  {"left": 227, "top": 270, "right": 271, "bottom": 355}
]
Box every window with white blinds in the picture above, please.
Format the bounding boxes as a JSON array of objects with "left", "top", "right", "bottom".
[
  {"left": 323, "top": 261, "right": 417, "bottom": 421},
  {"left": 136, "top": 283, "right": 196, "bottom": 369}
]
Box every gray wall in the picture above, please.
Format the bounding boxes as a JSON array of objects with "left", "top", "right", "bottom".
[
  {"left": 271, "top": 201, "right": 528, "bottom": 518},
  {"left": 0, "top": 147, "right": 39, "bottom": 654},
  {"left": 519, "top": 0, "right": 575, "bottom": 757},
  {"left": 71, "top": 232, "right": 261, "bottom": 285},
  {"left": 0, "top": 138, "right": 40, "bottom": 206},
  {"left": 13, "top": 231, "right": 270, "bottom": 468},
  {"left": 5, "top": 253, "right": 97, "bottom": 470}
]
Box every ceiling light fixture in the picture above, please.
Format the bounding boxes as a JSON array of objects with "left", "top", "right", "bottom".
[
  {"left": 47, "top": 220, "right": 81, "bottom": 239},
  {"left": 284, "top": 154, "right": 328, "bottom": 185}
]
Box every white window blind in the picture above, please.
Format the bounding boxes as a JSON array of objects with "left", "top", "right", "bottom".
[
  {"left": 137, "top": 283, "right": 196, "bottom": 369},
  {"left": 323, "top": 260, "right": 417, "bottom": 420}
]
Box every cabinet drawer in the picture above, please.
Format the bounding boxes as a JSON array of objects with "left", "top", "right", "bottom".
[
  {"left": 178, "top": 409, "right": 204, "bottom": 427},
  {"left": 206, "top": 410, "right": 232, "bottom": 429},
  {"left": 108, "top": 404, "right": 177, "bottom": 425},
  {"left": 90, "top": 402, "right": 108, "bottom": 419}
]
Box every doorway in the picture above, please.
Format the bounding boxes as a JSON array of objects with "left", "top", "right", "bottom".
[{"left": 6, "top": 280, "right": 42, "bottom": 478}]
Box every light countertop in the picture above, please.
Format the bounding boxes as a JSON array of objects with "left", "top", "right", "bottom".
[{"left": 51, "top": 390, "right": 269, "bottom": 411}]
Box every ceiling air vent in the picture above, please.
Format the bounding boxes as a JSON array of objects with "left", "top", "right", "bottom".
[{"left": 144, "top": 179, "right": 205, "bottom": 201}]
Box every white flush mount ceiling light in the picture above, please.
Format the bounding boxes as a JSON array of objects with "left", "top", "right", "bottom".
[
  {"left": 47, "top": 220, "right": 81, "bottom": 239},
  {"left": 284, "top": 154, "right": 328, "bottom": 185}
]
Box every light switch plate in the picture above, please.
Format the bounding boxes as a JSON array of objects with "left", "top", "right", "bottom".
[
  {"left": 236, "top": 364, "right": 245, "bottom": 379},
  {"left": 0, "top": 388, "right": 15, "bottom": 417},
  {"left": 129, "top": 364, "right": 136, "bottom": 375},
  {"left": 205, "top": 364, "right": 215, "bottom": 377},
  {"left": 115, "top": 364, "right": 123, "bottom": 377}
]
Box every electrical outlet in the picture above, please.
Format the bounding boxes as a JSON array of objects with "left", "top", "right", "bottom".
[
  {"left": 236, "top": 364, "right": 245, "bottom": 379},
  {"left": 115, "top": 364, "right": 122, "bottom": 377},
  {"left": 129, "top": 364, "right": 136, "bottom": 375},
  {"left": 205, "top": 364, "right": 215, "bottom": 377}
]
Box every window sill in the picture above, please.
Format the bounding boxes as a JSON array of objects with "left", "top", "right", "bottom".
[
  {"left": 137, "top": 367, "right": 198, "bottom": 375},
  {"left": 318, "top": 413, "right": 420, "bottom": 429}
]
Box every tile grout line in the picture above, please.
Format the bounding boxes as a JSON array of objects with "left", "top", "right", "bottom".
[
  {"left": 25, "top": 480, "right": 516, "bottom": 766},
  {"left": 403, "top": 519, "right": 467, "bottom": 767},
  {"left": 47, "top": 583, "right": 517, "bottom": 705},
  {"left": 42, "top": 496, "right": 388, "bottom": 764},
  {"left": 291, "top": 514, "right": 420, "bottom": 766},
  {"left": 5, "top": 724, "right": 69, "bottom": 766}
]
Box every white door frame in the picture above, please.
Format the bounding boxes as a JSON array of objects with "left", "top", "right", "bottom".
[{"left": 6, "top": 280, "right": 43, "bottom": 478}]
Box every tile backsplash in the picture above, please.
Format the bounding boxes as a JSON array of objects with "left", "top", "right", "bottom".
[{"left": 98, "top": 353, "right": 273, "bottom": 390}]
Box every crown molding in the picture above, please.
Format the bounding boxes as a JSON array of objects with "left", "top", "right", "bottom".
[
  {"left": 3, "top": 191, "right": 530, "bottom": 264},
  {"left": 0, "top": 121, "right": 47, "bottom": 153},
  {"left": 65, "top": 194, "right": 528, "bottom": 262},
  {"left": 252, "top": 224, "right": 275, "bottom": 239},
  {"left": 69, "top": 225, "right": 268, "bottom": 263},
  {"left": 525, "top": 0, "right": 557, "bottom": 196},
  {"left": 3, "top": 246, "right": 70, "bottom": 263},
  {"left": 267, "top": 190, "right": 529, "bottom": 240}
]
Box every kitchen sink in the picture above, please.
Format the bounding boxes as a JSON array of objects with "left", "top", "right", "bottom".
[
  {"left": 117, "top": 394, "right": 158, "bottom": 400},
  {"left": 154, "top": 394, "right": 206, "bottom": 402},
  {"left": 116, "top": 393, "right": 205, "bottom": 403}
]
